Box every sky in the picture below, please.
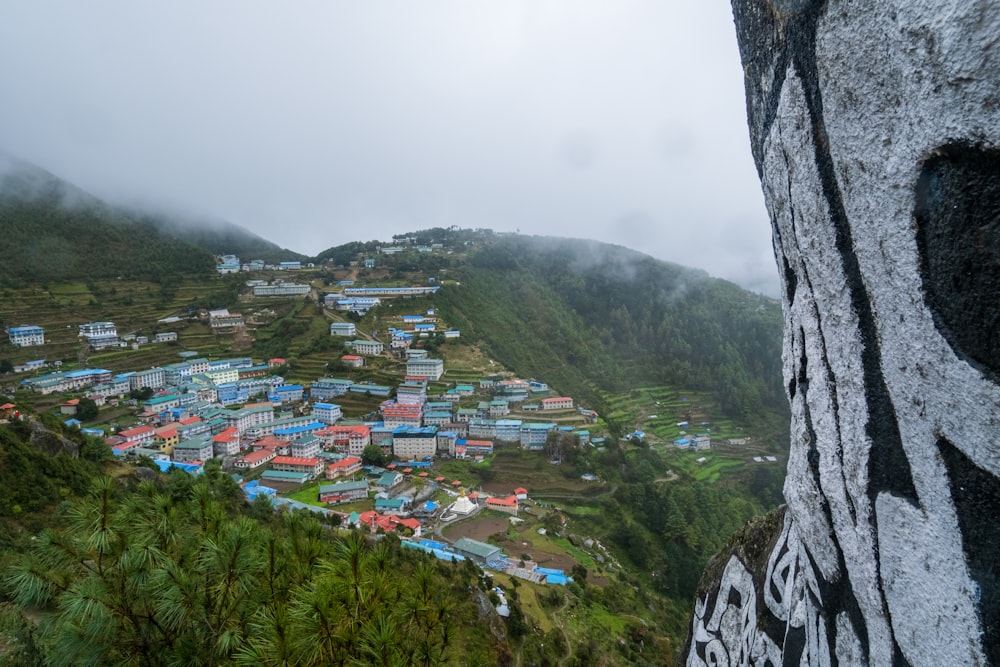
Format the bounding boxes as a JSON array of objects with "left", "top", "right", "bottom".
[{"left": 0, "top": 2, "right": 778, "bottom": 296}]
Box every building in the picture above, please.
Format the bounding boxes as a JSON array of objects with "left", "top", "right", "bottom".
[
  {"left": 270, "top": 456, "right": 324, "bottom": 478},
  {"left": 456, "top": 439, "right": 494, "bottom": 458},
  {"left": 290, "top": 436, "right": 321, "bottom": 459},
  {"left": 485, "top": 495, "right": 519, "bottom": 516},
  {"left": 153, "top": 332, "right": 178, "bottom": 343},
  {"left": 375, "top": 472, "right": 403, "bottom": 491},
  {"left": 252, "top": 282, "right": 311, "bottom": 297},
  {"left": 347, "top": 340, "right": 384, "bottom": 356},
  {"left": 326, "top": 296, "right": 382, "bottom": 315},
  {"left": 325, "top": 456, "right": 363, "bottom": 479},
  {"left": 342, "top": 286, "right": 440, "bottom": 297},
  {"left": 330, "top": 322, "right": 357, "bottom": 337},
  {"left": 319, "top": 425, "right": 370, "bottom": 456},
  {"left": 208, "top": 309, "right": 245, "bottom": 333},
  {"left": 319, "top": 480, "right": 369, "bottom": 504},
  {"left": 79, "top": 321, "right": 119, "bottom": 350},
  {"left": 270, "top": 384, "right": 305, "bottom": 404},
  {"left": 405, "top": 358, "right": 444, "bottom": 381},
  {"left": 7, "top": 325, "right": 44, "bottom": 347},
  {"left": 540, "top": 397, "right": 574, "bottom": 411},
  {"left": 453, "top": 537, "right": 502, "bottom": 564},
  {"left": 392, "top": 426, "right": 438, "bottom": 460},
  {"left": 311, "top": 403, "right": 343, "bottom": 425},
  {"left": 173, "top": 437, "right": 214, "bottom": 463},
  {"left": 381, "top": 403, "right": 423, "bottom": 428},
  {"left": 211, "top": 427, "right": 242, "bottom": 457},
  {"left": 130, "top": 368, "right": 166, "bottom": 392},
  {"left": 117, "top": 425, "right": 155, "bottom": 447},
  {"left": 520, "top": 423, "right": 556, "bottom": 449},
  {"left": 311, "top": 377, "right": 354, "bottom": 400},
  {"left": 341, "top": 355, "right": 364, "bottom": 368}
]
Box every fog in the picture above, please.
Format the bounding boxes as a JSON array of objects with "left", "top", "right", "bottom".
[{"left": 0, "top": 2, "right": 777, "bottom": 295}]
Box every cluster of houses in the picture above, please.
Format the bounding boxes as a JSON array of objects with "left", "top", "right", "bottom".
[
  {"left": 6, "top": 322, "right": 179, "bottom": 353},
  {"left": 19, "top": 340, "right": 589, "bottom": 490},
  {"left": 216, "top": 254, "right": 313, "bottom": 274}
]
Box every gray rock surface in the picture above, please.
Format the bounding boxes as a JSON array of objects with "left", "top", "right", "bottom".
[{"left": 683, "top": 2, "right": 1000, "bottom": 665}]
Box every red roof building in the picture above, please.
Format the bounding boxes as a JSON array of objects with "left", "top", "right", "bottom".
[
  {"left": 234, "top": 448, "right": 276, "bottom": 470},
  {"left": 270, "top": 456, "right": 323, "bottom": 476},
  {"left": 326, "top": 456, "right": 363, "bottom": 480},
  {"left": 486, "top": 495, "right": 519, "bottom": 515}
]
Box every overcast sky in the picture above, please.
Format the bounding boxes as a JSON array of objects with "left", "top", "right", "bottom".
[{"left": 0, "top": 2, "right": 777, "bottom": 296}]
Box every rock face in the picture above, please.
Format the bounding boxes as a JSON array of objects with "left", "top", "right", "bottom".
[{"left": 682, "top": 2, "right": 1000, "bottom": 666}]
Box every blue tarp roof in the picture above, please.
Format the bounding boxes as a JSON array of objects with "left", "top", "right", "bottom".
[{"left": 154, "top": 460, "right": 203, "bottom": 474}]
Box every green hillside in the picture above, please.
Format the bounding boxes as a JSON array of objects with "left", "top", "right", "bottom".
[
  {"left": 0, "top": 155, "right": 301, "bottom": 283},
  {"left": 381, "top": 234, "right": 787, "bottom": 430},
  {"left": 0, "top": 220, "right": 789, "bottom": 664}
]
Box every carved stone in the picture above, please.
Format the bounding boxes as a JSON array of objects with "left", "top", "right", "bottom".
[{"left": 682, "top": 2, "right": 1000, "bottom": 665}]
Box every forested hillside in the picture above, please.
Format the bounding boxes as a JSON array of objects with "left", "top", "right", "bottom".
[
  {"left": 0, "top": 154, "right": 299, "bottom": 283},
  {"left": 433, "top": 235, "right": 785, "bottom": 427}
]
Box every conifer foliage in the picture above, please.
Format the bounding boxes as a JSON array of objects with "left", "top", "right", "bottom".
[{"left": 4, "top": 466, "right": 490, "bottom": 666}]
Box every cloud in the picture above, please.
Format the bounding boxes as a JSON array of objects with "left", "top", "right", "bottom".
[{"left": 0, "top": 1, "right": 778, "bottom": 296}]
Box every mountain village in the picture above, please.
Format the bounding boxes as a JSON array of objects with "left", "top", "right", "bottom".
[{"left": 3, "top": 274, "right": 669, "bottom": 587}]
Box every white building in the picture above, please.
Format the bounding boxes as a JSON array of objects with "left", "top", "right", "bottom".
[
  {"left": 7, "top": 325, "right": 44, "bottom": 347},
  {"left": 311, "top": 403, "right": 343, "bottom": 425},
  {"left": 347, "top": 340, "right": 384, "bottom": 356},
  {"left": 330, "top": 322, "right": 357, "bottom": 337},
  {"left": 79, "top": 321, "right": 119, "bottom": 349},
  {"left": 406, "top": 358, "right": 444, "bottom": 381}
]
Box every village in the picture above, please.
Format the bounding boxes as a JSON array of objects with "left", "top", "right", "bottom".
[{"left": 4, "top": 273, "right": 667, "bottom": 588}]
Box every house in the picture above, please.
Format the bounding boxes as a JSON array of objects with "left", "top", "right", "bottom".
[
  {"left": 7, "top": 325, "right": 44, "bottom": 347},
  {"left": 514, "top": 487, "right": 528, "bottom": 500},
  {"left": 347, "top": 340, "right": 384, "bottom": 356},
  {"left": 405, "top": 358, "right": 444, "bottom": 381},
  {"left": 79, "top": 321, "right": 119, "bottom": 350},
  {"left": 495, "top": 419, "right": 522, "bottom": 443},
  {"left": 391, "top": 426, "right": 438, "bottom": 460},
  {"left": 290, "top": 436, "right": 321, "bottom": 458},
  {"left": 319, "top": 480, "right": 369, "bottom": 504},
  {"left": 375, "top": 472, "right": 403, "bottom": 491},
  {"left": 330, "top": 321, "right": 357, "bottom": 337},
  {"left": 153, "top": 425, "right": 180, "bottom": 456},
  {"left": 311, "top": 377, "right": 354, "bottom": 399},
  {"left": 540, "top": 397, "right": 574, "bottom": 411},
  {"left": 453, "top": 537, "right": 502, "bottom": 564},
  {"left": 270, "top": 456, "right": 324, "bottom": 478},
  {"left": 381, "top": 403, "right": 423, "bottom": 428},
  {"left": 253, "top": 435, "right": 292, "bottom": 455},
  {"left": 173, "top": 437, "right": 214, "bottom": 463},
  {"left": 375, "top": 497, "right": 409, "bottom": 514},
  {"left": 455, "top": 439, "right": 493, "bottom": 458},
  {"left": 311, "top": 402, "right": 343, "bottom": 425},
  {"left": 60, "top": 398, "right": 79, "bottom": 415},
  {"left": 130, "top": 368, "right": 166, "bottom": 391},
  {"left": 327, "top": 296, "right": 381, "bottom": 315},
  {"left": 212, "top": 427, "right": 242, "bottom": 457},
  {"left": 270, "top": 384, "right": 305, "bottom": 404},
  {"left": 234, "top": 449, "right": 276, "bottom": 470},
  {"left": 153, "top": 332, "right": 178, "bottom": 343},
  {"left": 318, "top": 424, "right": 370, "bottom": 456},
  {"left": 520, "top": 423, "right": 556, "bottom": 449},
  {"left": 341, "top": 355, "right": 364, "bottom": 368},
  {"left": 488, "top": 400, "right": 510, "bottom": 417},
  {"left": 252, "top": 282, "right": 310, "bottom": 297},
  {"left": 325, "top": 456, "right": 363, "bottom": 479},
  {"left": 485, "top": 495, "right": 519, "bottom": 516},
  {"left": 208, "top": 309, "right": 245, "bottom": 333},
  {"left": 117, "top": 425, "right": 156, "bottom": 447}
]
